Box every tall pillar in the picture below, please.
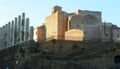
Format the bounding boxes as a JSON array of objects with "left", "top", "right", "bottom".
[
  {"left": 25, "top": 18, "right": 29, "bottom": 40},
  {"left": 2, "top": 27, "right": 4, "bottom": 48},
  {"left": 0, "top": 27, "right": 3, "bottom": 50},
  {"left": 19, "top": 15, "right": 22, "bottom": 43},
  {"left": 7, "top": 22, "right": 11, "bottom": 47},
  {"left": 14, "top": 17, "right": 17, "bottom": 44},
  {"left": 11, "top": 20, "right": 15, "bottom": 45},
  {"left": 4, "top": 24, "right": 7, "bottom": 48},
  {"left": 6, "top": 24, "right": 8, "bottom": 47},
  {"left": 21, "top": 13, "right": 25, "bottom": 42},
  {"left": 9, "top": 22, "right": 12, "bottom": 47},
  {"left": 18, "top": 15, "right": 21, "bottom": 43},
  {"left": 0, "top": 12, "right": 33, "bottom": 50},
  {"left": 29, "top": 26, "right": 34, "bottom": 40},
  {"left": 1, "top": 26, "right": 3, "bottom": 49},
  {"left": 0, "top": 28, "right": 2, "bottom": 50}
]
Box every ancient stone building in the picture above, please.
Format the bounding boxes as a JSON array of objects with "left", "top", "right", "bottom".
[
  {"left": 34, "top": 6, "right": 120, "bottom": 42},
  {"left": 35, "top": 6, "right": 102, "bottom": 41}
]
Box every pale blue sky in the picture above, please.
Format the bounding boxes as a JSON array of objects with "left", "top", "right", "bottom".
[{"left": 0, "top": 0, "right": 120, "bottom": 27}]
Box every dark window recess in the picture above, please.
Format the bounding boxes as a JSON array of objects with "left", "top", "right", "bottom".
[{"left": 114, "top": 55, "right": 120, "bottom": 64}]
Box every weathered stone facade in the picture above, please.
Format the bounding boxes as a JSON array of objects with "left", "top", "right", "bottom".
[
  {"left": 34, "top": 25, "right": 46, "bottom": 42},
  {"left": 68, "top": 10, "right": 102, "bottom": 40},
  {"left": 34, "top": 6, "right": 120, "bottom": 42},
  {"left": 101, "top": 22, "right": 120, "bottom": 42},
  {"left": 34, "top": 6, "right": 102, "bottom": 41},
  {"left": 65, "top": 29, "right": 84, "bottom": 41},
  {"left": 113, "top": 25, "right": 120, "bottom": 42},
  {"left": 101, "top": 22, "right": 113, "bottom": 41},
  {"left": 45, "top": 6, "right": 68, "bottom": 40}
]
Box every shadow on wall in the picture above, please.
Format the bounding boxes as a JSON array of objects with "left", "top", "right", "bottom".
[{"left": 114, "top": 55, "right": 120, "bottom": 69}]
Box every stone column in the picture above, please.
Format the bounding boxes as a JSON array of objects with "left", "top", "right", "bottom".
[
  {"left": 29, "top": 26, "right": 33, "bottom": 40},
  {"left": 18, "top": 15, "right": 21, "bottom": 43},
  {"left": 6, "top": 24, "right": 8, "bottom": 47},
  {"left": 1, "top": 27, "right": 3, "bottom": 48},
  {"left": 4, "top": 24, "right": 7, "bottom": 48},
  {"left": 2, "top": 26, "right": 5, "bottom": 49},
  {"left": 25, "top": 18, "right": 29, "bottom": 40},
  {"left": 2, "top": 26, "right": 4, "bottom": 49},
  {"left": 21, "top": 13, "right": 25, "bottom": 42},
  {"left": 11, "top": 20, "right": 15, "bottom": 45},
  {"left": 0, "top": 28, "right": 2, "bottom": 50},
  {"left": 1, "top": 27, "right": 3, "bottom": 49},
  {"left": 7, "top": 22, "right": 11, "bottom": 47},
  {"left": 14, "top": 17, "right": 17, "bottom": 44}
]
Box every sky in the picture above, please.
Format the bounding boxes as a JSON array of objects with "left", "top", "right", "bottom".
[{"left": 0, "top": 0, "right": 120, "bottom": 28}]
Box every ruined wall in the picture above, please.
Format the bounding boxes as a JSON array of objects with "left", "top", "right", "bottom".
[
  {"left": 65, "top": 29, "right": 84, "bottom": 41},
  {"left": 34, "top": 25, "right": 46, "bottom": 42}
]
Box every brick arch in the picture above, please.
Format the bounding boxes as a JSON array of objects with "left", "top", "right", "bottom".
[
  {"left": 82, "top": 15, "right": 100, "bottom": 25},
  {"left": 68, "top": 15, "right": 83, "bottom": 30}
]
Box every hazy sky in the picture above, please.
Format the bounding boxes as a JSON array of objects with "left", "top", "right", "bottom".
[{"left": 0, "top": 0, "right": 120, "bottom": 27}]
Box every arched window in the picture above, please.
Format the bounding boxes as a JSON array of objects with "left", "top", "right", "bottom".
[{"left": 83, "top": 15, "right": 99, "bottom": 25}]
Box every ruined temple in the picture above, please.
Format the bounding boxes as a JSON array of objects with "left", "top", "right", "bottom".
[{"left": 34, "top": 6, "right": 120, "bottom": 42}]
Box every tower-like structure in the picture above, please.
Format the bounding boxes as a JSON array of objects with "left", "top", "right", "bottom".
[{"left": 45, "top": 6, "right": 68, "bottom": 41}]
